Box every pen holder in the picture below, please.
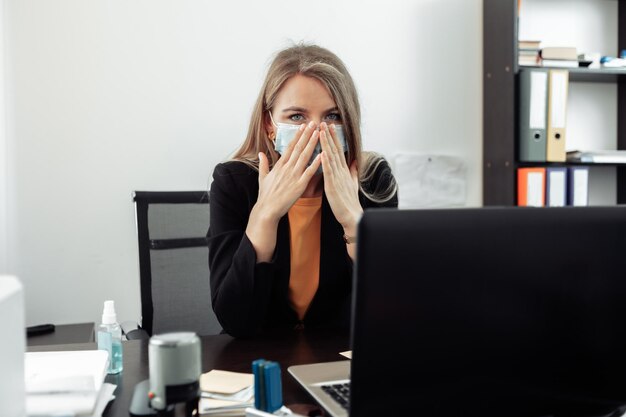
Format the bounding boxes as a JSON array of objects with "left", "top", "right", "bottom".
[{"left": 252, "top": 359, "right": 283, "bottom": 413}]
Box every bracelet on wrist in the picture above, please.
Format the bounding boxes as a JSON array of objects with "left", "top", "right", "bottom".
[{"left": 343, "top": 233, "right": 357, "bottom": 244}]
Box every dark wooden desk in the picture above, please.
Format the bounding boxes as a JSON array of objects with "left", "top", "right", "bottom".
[
  {"left": 28, "top": 328, "right": 350, "bottom": 417},
  {"left": 27, "top": 322, "right": 95, "bottom": 346}
]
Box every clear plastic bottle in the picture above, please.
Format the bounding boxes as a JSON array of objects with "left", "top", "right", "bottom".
[{"left": 97, "top": 300, "right": 123, "bottom": 374}]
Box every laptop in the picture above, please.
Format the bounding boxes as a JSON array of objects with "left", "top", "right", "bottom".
[{"left": 289, "top": 207, "right": 626, "bottom": 417}]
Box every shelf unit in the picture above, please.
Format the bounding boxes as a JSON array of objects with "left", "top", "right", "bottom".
[{"left": 483, "top": 0, "right": 626, "bottom": 206}]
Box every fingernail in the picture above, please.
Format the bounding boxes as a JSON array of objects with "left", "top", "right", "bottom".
[
  {"left": 299, "top": 124, "right": 305, "bottom": 131},
  {"left": 308, "top": 121, "right": 315, "bottom": 129}
]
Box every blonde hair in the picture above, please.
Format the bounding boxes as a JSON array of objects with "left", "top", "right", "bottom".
[{"left": 231, "top": 43, "right": 396, "bottom": 203}]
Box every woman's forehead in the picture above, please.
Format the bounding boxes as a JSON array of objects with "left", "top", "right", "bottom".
[{"left": 275, "top": 75, "right": 336, "bottom": 110}]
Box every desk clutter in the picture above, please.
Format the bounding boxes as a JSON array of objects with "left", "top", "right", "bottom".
[
  {"left": 24, "top": 350, "right": 116, "bottom": 417},
  {"left": 21, "top": 328, "right": 317, "bottom": 417},
  {"left": 199, "top": 369, "right": 254, "bottom": 415},
  {"left": 125, "top": 331, "right": 308, "bottom": 417},
  {"left": 199, "top": 360, "right": 284, "bottom": 415},
  {"left": 200, "top": 359, "right": 318, "bottom": 417}
]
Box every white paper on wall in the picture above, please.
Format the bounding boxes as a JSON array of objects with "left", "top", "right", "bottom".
[{"left": 393, "top": 153, "right": 467, "bottom": 209}]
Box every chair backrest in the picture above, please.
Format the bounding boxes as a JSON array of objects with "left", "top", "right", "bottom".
[{"left": 133, "top": 191, "right": 221, "bottom": 336}]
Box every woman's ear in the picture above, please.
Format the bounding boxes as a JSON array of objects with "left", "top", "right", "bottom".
[{"left": 264, "top": 112, "right": 276, "bottom": 141}]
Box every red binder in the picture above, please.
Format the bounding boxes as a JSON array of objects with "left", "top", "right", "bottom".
[{"left": 517, "top": 167, "right": 546, "bottom": 206}]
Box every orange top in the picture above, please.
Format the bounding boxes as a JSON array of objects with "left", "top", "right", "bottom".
[{"left": 287, "top": 196, "right": 322, "bottom": 320}]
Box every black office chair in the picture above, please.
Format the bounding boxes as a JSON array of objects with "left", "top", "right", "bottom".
[{"left": 132, "top": 191, "right": 222, "bottom": 338}]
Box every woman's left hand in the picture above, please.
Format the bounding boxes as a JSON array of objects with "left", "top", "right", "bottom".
[{"left": 319, "top": 122, "right": 363, "bottom": 238}]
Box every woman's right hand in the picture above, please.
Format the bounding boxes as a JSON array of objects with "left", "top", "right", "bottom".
[
  {"left": 246, "top": 121, "right": 322, "bottom": 262},
  {"left": 257, "top": 121, "right": 321, "bottom": 220}
]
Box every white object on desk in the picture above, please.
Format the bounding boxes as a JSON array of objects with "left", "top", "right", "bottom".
[
  {"left": 0, "top": 275, "right": 26, "bottom": 417},
  {"left": 24, "top": 350, "right": 110, "bottom": 416}
]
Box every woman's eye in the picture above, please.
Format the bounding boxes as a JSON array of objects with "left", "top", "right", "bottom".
[
  {"left": 289, "top": 114, "right": 305, "bottom": 122},
  {"left": 325, "top": 113, "right": 341, "bottom": 121}
]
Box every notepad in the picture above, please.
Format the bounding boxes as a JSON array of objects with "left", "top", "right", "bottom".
[
  {"left": 24, "top": 350, "right": 110, "bottom": 417},
  {"left": 200, "top": 369, "right": 254, "bottom": 394},
  {"left": 199, "top": 370, "right": 254, "bottom": 415}
]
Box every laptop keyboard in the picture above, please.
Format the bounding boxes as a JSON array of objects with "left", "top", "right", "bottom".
[{"left": 321, "top": 382, "right": 350, "bottom": 410}]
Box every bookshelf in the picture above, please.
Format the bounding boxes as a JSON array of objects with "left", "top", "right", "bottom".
[{"left": 483, "top": 0, "right": 626, "bottom": 205}]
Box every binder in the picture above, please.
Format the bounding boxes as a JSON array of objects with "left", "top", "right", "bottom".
[
  {"left": 546, "top": 70, "right": 569, "bottom": 162},
  {"left": 567, "top": 166, "right": 589, "bottom": 206},
  {"left": 519, "top": 69, "right": 548, "bottom": 162},
  {"left": 545, "top": 167, "right": 567, "bottom": 207},
  {"left": 517, "top": 167, "right": 546, "bottom": 207}
]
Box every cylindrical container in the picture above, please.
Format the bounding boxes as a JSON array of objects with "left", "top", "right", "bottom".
[{"left": 148, "top": 332, "right": 201, "bottom": 411}]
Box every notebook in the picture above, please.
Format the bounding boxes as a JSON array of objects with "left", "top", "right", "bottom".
[
  {"left": 24, "top": 350, "right": 110, "bottom": 416},
  {"left": 289, "top": 207, "right": 626, "bottom": 417}
]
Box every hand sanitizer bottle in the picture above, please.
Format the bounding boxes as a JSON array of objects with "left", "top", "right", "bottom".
[{"left": 97, "top": 300, "right": 123, "bottom": 374}]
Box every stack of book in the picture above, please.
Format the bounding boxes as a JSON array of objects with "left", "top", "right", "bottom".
[
  {"left": 199, "top": 369, "right": 254, "bottom": 415},
  {"left": 24, "top": 350, "right": 116, "bottom": 417},
  {"left": 519, "top": 40, "right": 541, "bottom": 66},
  {"left": 540, "top": 46, "right": 579, "bottom": 68}
]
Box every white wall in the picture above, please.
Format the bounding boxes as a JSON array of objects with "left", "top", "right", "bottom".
[
  {"left": 0, "top": 0, "right": 7, "bottom": 273},
  {"left": 4, "top": 0, "right": 483, "bottom": 326}
]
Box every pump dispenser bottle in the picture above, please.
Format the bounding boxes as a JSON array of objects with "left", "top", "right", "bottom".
[{"left": 97, "top": 300, "right": 123, "bottom": 374}]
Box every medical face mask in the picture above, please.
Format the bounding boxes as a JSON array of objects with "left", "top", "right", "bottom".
[{"left": 270, "top": 113, "right": 347, "bottom": 172}]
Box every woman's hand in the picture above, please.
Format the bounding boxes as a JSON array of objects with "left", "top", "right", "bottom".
[
  {"left": 246, "top": 121, "right": 322, "bottom": 262},
  {"left": 320, "top": 122, "right": 363, "bottom": 242},
  {"left": 256, "top": 121, "right": 322, "bottom": 221}
]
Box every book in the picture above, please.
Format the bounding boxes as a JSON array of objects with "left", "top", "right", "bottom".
[
  {"left": 567, "top": 150, "right": 626, "bottom": 164},
  {"left": 519, "top": 40, "right": 541, "bottom": 50},
  {"left": 519, "top": 55, "right": 541, "bottom": 66},
  {"left": 519, "top": 44, "right": 541, "bottom": 66},
  {"left": 540, "top": 47, "right": 578, "bottom": 60},
  {"left": 541, "top": 59, "right": 579, "bottom": 68},
  {"left": 24, "top": 350, "right": 112, "bottom": 417},
  {"left": 199, "top": 370, "right": 254, "bottom": 416}
]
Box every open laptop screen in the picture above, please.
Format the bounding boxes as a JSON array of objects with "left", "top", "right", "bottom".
[{"left": 350, "top": 207, "right": 626, "bottom": 417}]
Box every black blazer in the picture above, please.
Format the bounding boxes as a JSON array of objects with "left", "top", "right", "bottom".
[{"left": 207, "top": 159, "right": 398, "bottom": 337}]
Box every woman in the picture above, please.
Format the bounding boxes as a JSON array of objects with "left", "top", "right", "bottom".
[{"left": 208, "top": 44, "right": 398, "bottom": 338}]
